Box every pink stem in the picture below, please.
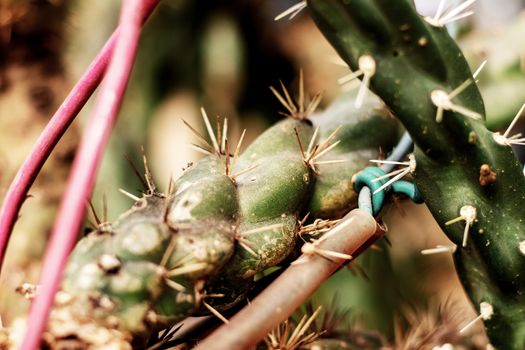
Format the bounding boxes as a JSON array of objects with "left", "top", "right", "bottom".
[
  {"left": 0, "top": 0, "right": 159, "bottom": 271},
  {"left": 20, "top": 0, "right": 149, "bottom": 348}
]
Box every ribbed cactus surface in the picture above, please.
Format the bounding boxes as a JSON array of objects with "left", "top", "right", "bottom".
[
  {"left": 44, "top": 90, "right": 399, "bottom": 348},
  {"left": 308, "top": 0, "right": 525, "bottom": 348}
]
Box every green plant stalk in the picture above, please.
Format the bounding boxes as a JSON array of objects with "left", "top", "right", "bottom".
[{"left": 308, "top": 0, "right": 525, "bottom": 348}]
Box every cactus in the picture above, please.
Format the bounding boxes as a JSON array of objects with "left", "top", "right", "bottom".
[
  {"left": 307, "top": 0, "right": 525, "bottom": 348},
  {"left": 41, "top": 83, "right": 399, "bottom": 348}
]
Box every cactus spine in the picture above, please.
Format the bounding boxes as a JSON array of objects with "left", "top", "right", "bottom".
[{"left": 307, "top": 0, "right": 525, "bottom": 348}]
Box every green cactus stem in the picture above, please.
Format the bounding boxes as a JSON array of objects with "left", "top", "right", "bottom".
[
  {"left": 44, "top": 78, "right": 402, "bottom": 348},
  {"left": 308, "top": 0, "right": 525, "bottom": 348}
]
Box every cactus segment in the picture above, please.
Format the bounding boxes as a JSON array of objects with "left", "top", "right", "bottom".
[
  {"left": 307, "top": 94, "right": 399, "bottom": 218},
  {"left": 308, "top": 0, "right": 525, "bottom": 347},
  {"left": 46, "top": 83, "right": 403, "bottom": 347}
]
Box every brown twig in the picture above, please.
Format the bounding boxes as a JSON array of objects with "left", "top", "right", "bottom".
[{"left": 195, "top": 208, "right": 380, "bottom": 350}]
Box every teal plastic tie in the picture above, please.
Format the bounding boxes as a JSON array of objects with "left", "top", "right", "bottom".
[
  {"left": 391, "top": 180, "right": 424, "bottom": 203},
  {"left": 354, "top": 167, "right": 423, "bottom": 215},
  {"left": 354, "top": 167, "right": 388, "bottom": 216}
]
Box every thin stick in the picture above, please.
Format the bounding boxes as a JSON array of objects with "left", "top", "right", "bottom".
[
  {"left": 20, "top": 1, "right": 149, "bottom": 348},
  {"left": 0, "top": 1, "right": 159, "bottom": 271},
  {"left": 194, "top": 209, "right": 379, "bottom": 350}
]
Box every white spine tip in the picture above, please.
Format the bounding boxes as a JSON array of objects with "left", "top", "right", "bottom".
[
  {"left": 460, "top": 301, "right": 493, "bottom": 334},
  {"left": 431, "top": 89, "right": 451, "bottom": 109},
  {"left": 408, "top": 154, "right": 417, "bottom": 172},
  {"left": 301, "top": 242, "right": 316, "bottom": 255},
  {"left": 460, "top": 205, "right": 477, "bottom": 223},
  {"left": 425, "top": 0, "right": 477, "bottom": 27},
  {"left": 492, "top": 132, "right": 508, "bottom": 146},
  {"left": 480, "top": 301, "right": 494, "bottom": 320},
  {"left": 358, "top": 55, "right": 376, "bottom": 76},
  {"left": 519, "top": 241, "right": 525, "bottom": 256}
]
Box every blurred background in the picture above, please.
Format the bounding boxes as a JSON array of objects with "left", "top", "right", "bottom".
[{"left": 0, "top": 0, "right": 524, "bottom": 346}]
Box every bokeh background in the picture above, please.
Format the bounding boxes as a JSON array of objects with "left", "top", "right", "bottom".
[{"left": 1, "top": 0, "right": 524, "bottom": 346}]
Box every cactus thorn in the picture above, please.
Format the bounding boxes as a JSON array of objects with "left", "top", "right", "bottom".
[
  {"left": 183, "top": 119, "right": 214, "bottom": 154},
  {"left": 421, "top": 244, "right": 457, "bottom": 255},
  {"left": 125, "top": 154, "right": 150, "bottom": 190},
  {"left": 118, "top": 188, "right": 141, "bottom": 202},
  {"left": 274, "top": 0, "right": 307, "bottom": 21},
  {"left": 87, "top": 199, "right": 112, "bottom": 233},
  {"left": 230, "top": 129, "right": 247, "bottom": 179},
  {"left": 446, "top": 205, "right": 477, "bottom": 247},
  {"left": 237, "top": 223, "right": 284, "bottom": 237},
  {"left": 493, "top": 102, "right": 525, "bottom": 146},
  {"left": 270, "top": 74, "right": 322, "bottom": 120},
  {"left": 190, "top": 143, "right": 213, "bottom": 156},
  {"left": 166, "top": 262, "right": 208, "bottom": 278},
  {"left": 159, "top": 236, "right": 177, "bottom": 268},
  {"left": 296, "top": 125, "right": 343, "bottom": 172},
  {"left": 431, "top": 83, "right": 482, "bottom": 123},
  {"left": 87, "top": 200, "right": 102, "bottom": 227},
  {"left": 231, "top": 162, "right": 259, "bottom": 181},
  {"left": 292, "top": 240, "right": 353, "bottom": 265},
  {"left": 371, "top": 154, "right": 416, "bottom": 194},
  {"left": 424, "top": 0, "right": 477, "bottom": 27},
  {"left": 431, "top": 60, "right": 486, "bottom": 122},
  {"left": 236, "top": 237, "right": 258, "bottom": 257},
  {"left": 472, "top": 60, "right": 488, "bottom": 79},
  {"left": 266, "top": 306, "right": 322, "bottom": 350},
  {"left": 163, "top": 277, "right": 186, "bottom": 293},
  {"left": 201, "top": 107, "right": 221, "bottom": 155},
  {"left": 338, "top": 55, "right": 376, "bottom": 108},
  {"left": 298, "top": 218, "right": 340, "bottom": 237},
  {"left": 191, "top": 115, "right": 249, "bottom": 181},
  {"left": 298, "top": 212, "right": 311, "bottom": 227},
  {"left": 203, "top": 301, "right": 230, "bottom": 325},
  {"left": 163, "top": 176, "right": 175, "bottom": 221},
  {"left": 140, "top": 146, "right": 157, "bottom": 194},
  {"left": 459, "top": 301, "right": 494, "bottom": 334}
]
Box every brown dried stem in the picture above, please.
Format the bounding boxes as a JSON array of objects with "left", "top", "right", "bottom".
[{"left": 195, "top": 208, "right": 380, "bottom": 350}]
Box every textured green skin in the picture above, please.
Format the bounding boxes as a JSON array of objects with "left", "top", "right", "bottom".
[
  {"left": 308, "top": 0, "right": 525, "bottom": 348},
  {"left": 54, "top": 96, "right": 400, "bottom": 346},
  {"left": 201, "top": 119, "right": 315, "bottom": 311},
  {"left": 309, "top": 94, "right": 399, "bottom": 218},
  {"left": 61, "top": 164, "right": 238, "bottom": 342}
]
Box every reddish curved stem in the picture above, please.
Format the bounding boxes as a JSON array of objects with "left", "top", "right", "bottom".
[
  {"left": 0, "top": 0, "right": 159, "bottom": 271},
  {"left": 20, "top": 0, "right": 151, "bottom": 348}
]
